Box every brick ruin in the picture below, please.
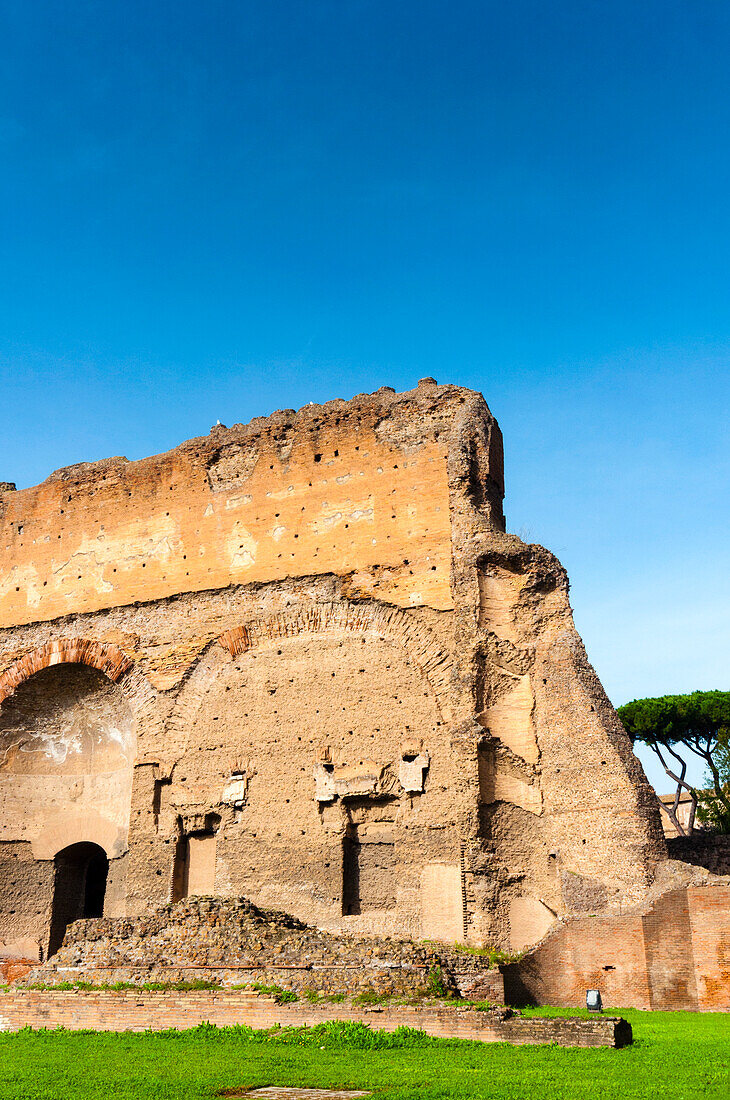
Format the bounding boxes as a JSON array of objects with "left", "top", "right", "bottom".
[
  {"left": 26, "top": 895, "right": 504, "bottom": 1004},
  {"left": 0, "top": 381, "right": 727, "bottom": 1009}
]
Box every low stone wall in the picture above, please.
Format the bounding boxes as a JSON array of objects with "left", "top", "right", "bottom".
[
  {"left": 25, "top": 897, "right": 503, "bottom": 1003},
  {"left": 0, "top": 989, "right": 632, "bottom": 1047}
]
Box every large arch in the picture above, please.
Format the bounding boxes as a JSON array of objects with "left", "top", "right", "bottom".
[
  {"left": 164, "top": 600, "right": 453, "bottom": 763},
  {"left": 0, "top": 638, "right": 132, "bottom": 704},
  {"left": 0, "top": 662, "right": 138, "bottom": 850},
  {"left": 0, "top": 652, "right": 149, "bottom": 957},
  {"left": 0, "top": 637, "right": 162, "bottom": 751},
  {"left": 0, "top": 637, "right": 162, "bottom": 860},
  {"left": 218, "top": 603, "right": 452, "bottom": 694},
  {"left": 160, "top": 599, "right": 455, "bottom": 936}
]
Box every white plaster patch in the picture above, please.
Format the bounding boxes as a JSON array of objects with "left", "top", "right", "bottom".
[
  {"left": 226, "top": 523, "right": 257, "bottom": 571},
  {"left": 222, "top": 774, "right": 249, "bottom": 807},
  {"left": 225, "top": 494, "right": 253, "bottom": 510},
  {"left": 49, "top": 514, "right": 182, "bottom": 600},
  {"left": 399, "top": 750, "right": 430, "bottom": 792},
  {"left": 316, "top": 511, "right": 343, "bottom": 533}
]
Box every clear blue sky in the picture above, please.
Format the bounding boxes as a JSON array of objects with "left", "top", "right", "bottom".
[{"left": 1, "top": 2, "right": 728, "bottom": 791}]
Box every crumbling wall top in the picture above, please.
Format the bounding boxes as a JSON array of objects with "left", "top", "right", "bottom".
[{"left": 0, "top": 382, "right": 503, "bottom": 628}]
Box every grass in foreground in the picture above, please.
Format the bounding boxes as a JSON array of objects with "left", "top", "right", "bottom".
[{"left": 0, "top": 1010, "right": 727, "bottom": 1100}]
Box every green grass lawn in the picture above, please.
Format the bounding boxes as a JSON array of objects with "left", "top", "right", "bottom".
[{"left": 0, "top": 1010, "right": 727, "bottom": 1100}]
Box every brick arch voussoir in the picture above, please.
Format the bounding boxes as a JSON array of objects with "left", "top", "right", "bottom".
[
  {"left": 0, "top": 637, "right": 162, "bottom": 756},
  {"left": 166, "top": 601, "right": 453, "bottom": 764}
]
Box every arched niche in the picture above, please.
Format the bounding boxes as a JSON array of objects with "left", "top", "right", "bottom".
[
  {"left": 0, "top": 638, "right": 132, "bottom": 705},
  {"left": 0, "top": 662, "right": 137, "bottom": 854}
]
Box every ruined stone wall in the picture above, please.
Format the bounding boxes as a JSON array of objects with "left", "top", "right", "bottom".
[
  {"left": 0, "top": 383, "right": 478, "bottom": 627},
  {"left": 28, "top": 895, "right": 503, "bottom": 1003},
  {"left": 0, "top": 841, "right": 55, "bottom": 959},
  {"left": 667, "top": 833, "right": 730, "bottom": 876},
  {"left": 0, "top": 582, "right": 466, "bottom": 950},
  {"left": 446, "top": 538, "right": 666, "bottom": 947},
  {"left": 0, "top": 381, "right": 668, "bottom": 963},
  {"left": 467, "top": 547, "right": 667, "bottom": 949}
]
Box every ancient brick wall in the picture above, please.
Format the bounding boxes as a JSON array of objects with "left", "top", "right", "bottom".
[
  {"left": 504, "top": 880, "right": 730, "bottom": 1011},
  {"left": 0, "top": 989, "right": 632, "bottom": 1047},
  {"left": 0, "top": 382, "right": 672, "bottom": 965},
  {"left": 686, "top": 884, "right": 730, "bottom": 1010},
  {"left": 667, "top": 834, "right": 730, "bottom": 877}
]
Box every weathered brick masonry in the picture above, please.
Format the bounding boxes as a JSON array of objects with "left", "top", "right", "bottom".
[
  {"left": 0, "top": 989, "right": 632, "bottom": 1047},
  {"left": 0, "top": 380, "right": 727, "bottom": 1012},
  {"left": 506, "top": 877, "right": 730, "bottom": 1011},
  {"left": 667, "top": 834, "right": 730, "bottom": 877}
]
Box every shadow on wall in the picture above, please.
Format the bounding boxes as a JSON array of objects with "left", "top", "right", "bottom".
[{"left": 48, "top": 842, "right": 108, "bottom": 957}]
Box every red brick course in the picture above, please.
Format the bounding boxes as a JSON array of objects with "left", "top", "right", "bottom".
[
  {"left": 0, "top": 990, "right": 631, "bottom": 1047},
  {"left": 0, "top": 639, "right": 131, "bottom": 705}
]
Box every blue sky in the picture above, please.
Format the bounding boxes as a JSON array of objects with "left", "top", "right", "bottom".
[{"left": 1, "top": 2, "right": 728, "bottom": 791}]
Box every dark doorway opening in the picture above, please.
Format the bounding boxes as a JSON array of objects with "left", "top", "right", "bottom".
[
  {"left": 342, "top": 827, "right": 361, "bottom": 915},
  {"left": 48, "top": 842, "right": 109, "bottom": 957},
  {"left": 171, "top": 832, "right": 189, "bottom": 903}
]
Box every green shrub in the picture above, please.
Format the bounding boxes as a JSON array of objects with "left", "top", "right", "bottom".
[
  {"left": 351, "top": 989, "right": 389, "bottom": 1006},
  {"left": 450, "top": 942, "right": 523, "bottom": 966},
  {"left": 250, "top": 982, "right": 299, "bottom": 1004},
  {"left": 426, "top": 964, "right": 450, "bottom": 998}
]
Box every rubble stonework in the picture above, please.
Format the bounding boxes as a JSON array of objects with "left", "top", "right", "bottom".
[
  {"left": 0, "top": 381, "right": 702, "bottom": 995},
  {"left": 25, "top": 895, "right": 504, "bottom": 1002}
]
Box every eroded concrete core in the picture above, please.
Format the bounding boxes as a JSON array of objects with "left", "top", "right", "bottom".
[{"left": 0, "top": 382, "right": 669, "bottom": 970}]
